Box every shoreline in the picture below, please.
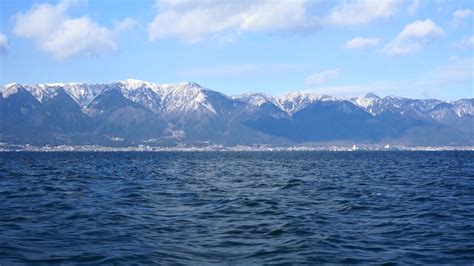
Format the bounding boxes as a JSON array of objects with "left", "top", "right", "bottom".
[{"left": 1, "top": 144, "right": 473, "bottom": 152}]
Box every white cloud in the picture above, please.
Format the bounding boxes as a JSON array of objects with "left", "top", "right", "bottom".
[
  {"left": 12, "top": 0, "right": 126, "bottom": 59},
  {"left": 327, "top": 0, "right": 403, "bottom": 26},
  {"left": 453, "top": 9, "right": 473, "bottom": 20},
  {"left": 0, "top": 33, "right": 8, "bottom": 54},
  {"left": 148, "top": 0, "right": 318, "bottom": 42},
  {"left": 345, "top": 37, "right": 380, "bottom": 50},
  {"left": 453, "top": 36, "right": 474, "bottom": 50},
  {"left": 305, "top": 69, "right": 341, "bottom": 86},
  {"left": 383, "top": 19, "right": 444, "bottom": 55},
  {"left": 147, "top": 0, "right": 419, "bottom": 42},
  {"left": 452, "top": 8, "right": 473, "bottom": 27},
  {"left": 114, "top": 17, "right": 138, "bottom": 33}
]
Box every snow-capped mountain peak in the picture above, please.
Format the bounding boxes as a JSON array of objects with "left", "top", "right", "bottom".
[
  {"left": 119, "top": 79, "right": 158, "bottom": 91},
  {"left": 452, "top": 99, "right": 474, "bottom": 117},
  {"left": 154, "top": 82, "right": 218, "bottom": 116},
  {"left": 1, "top": 79, "right": 473, "bottom": 146},
  {"left": 2, "top": 83, "right": 25, "bottom": 98},
  {"left": 2, "top": 80, "right": 473, "bottom": 121},
  {"left": 364, "top": 92, "right": 380, "bottom": 99},
  {"left": 352, "top": 94, "right": 380, "bottom": 114},
  {"left": 276, "top": 91, "right": 343, "bottom": 115},
  {"left": 233, "top": 92, "right": 277, "bottom": 107}
]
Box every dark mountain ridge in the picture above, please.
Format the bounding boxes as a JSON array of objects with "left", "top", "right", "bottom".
[{"left": 1, "top": 80, "right": 472, "bottom": 146}]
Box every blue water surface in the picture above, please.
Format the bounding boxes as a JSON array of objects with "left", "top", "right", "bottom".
[{"left": 0, "top": 151, "right": 473, "bottom": 264}]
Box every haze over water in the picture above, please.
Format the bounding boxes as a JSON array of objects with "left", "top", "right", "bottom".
[{"left": 1, "top": 151, "right": 473, "bottom": 264}]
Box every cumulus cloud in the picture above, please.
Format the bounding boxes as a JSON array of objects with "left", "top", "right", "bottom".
[
  {"left": 0, "top": 33, "right": 8, "bottom": 54},
  {"left": 383, "top": 19, "right": 444, "bottom": 55},
  {"left": 327, "top": 0, "right": 403, "bottom": 26},
  {"left": 147, "top": 0, "right": 424, "bottom": 42},
  {"left": 344, "top": 37, "right": 380, "bottom": 50},
  {"left": 305, "top": 69, "right": 341, "bottom": 86},
  {"left": 453, "top": 9, "right": 473, "bottom": 20},
  {"left": 12, "top": 0, "right": 130, "bottom": 59},
  {"left": 452, "top": 8, "right": 473, "bottom": 27},
  {"left": 148, "top": 0, "right": 318, "bottom": 42},
  {"left": 113, "top": 17, "right": 138, "bottom": 33},
  {"left": 453, "top": 36, "right": 474, "bottom": 50}
]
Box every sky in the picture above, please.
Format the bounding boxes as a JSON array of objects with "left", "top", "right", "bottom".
[{"left": 0, "top": 0, "right": 472, "bottom": 99}]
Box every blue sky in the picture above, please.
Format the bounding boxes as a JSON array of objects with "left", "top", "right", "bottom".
[{"left": 0, "top": 0, "right": 472, "bottom": 99}]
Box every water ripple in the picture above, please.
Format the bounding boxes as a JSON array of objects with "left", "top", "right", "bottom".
[{"left": 0, "top": 151, "right": 473, "bottom": 264}]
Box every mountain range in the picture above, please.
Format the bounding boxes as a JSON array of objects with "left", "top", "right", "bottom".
[{"left": 1, "top": 79, "right": 472, "bottom": 146}]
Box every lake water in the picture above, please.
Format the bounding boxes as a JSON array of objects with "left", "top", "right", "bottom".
[{"left": 0, "top": 151, "right": 473, "bottom": 264}]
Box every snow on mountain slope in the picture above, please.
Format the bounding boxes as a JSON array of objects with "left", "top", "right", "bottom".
[
  {"left": 452, "top": 99, "right": 474, "bottom": 117},
  {"left": 350, "top": 93, "right": 447, "bottom": 117},
  {"left": 2, "top": 81, "right": 473, "bottom": 121},
  {"left": 62, "top": 84, "right": 108, "bottom": 108},
  {"left": 117, "top": 80, "right": 162, "bottom": 113},
  {"left": 233, "top": 93, "right": 278, "bottom": 107},
  {"left": 154, "top": 82, "right": 219, "bottom": 116},
  {"left": 119, "top": 79, "right": 158, "bottom": 90},
  {"left": 2, "top": 82, "right": 103, "bottom": 107},
  {"left": 115, "top": 80, "right": 238, "bottom": 116},
  {"left": 2, "top": 83, "right": 59, "bottom": 102},
  {"left": 2, "top": 80, "right": 228, "bottom": 117},
  {"left": 276, "top": 92, "right": 344, "bottom": 115},
  {"left": 351, "top": 93, "right": 380, "bottom": 115},
  {"left": 2, "top": 83, "right": 25, "bottom": 98}
]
